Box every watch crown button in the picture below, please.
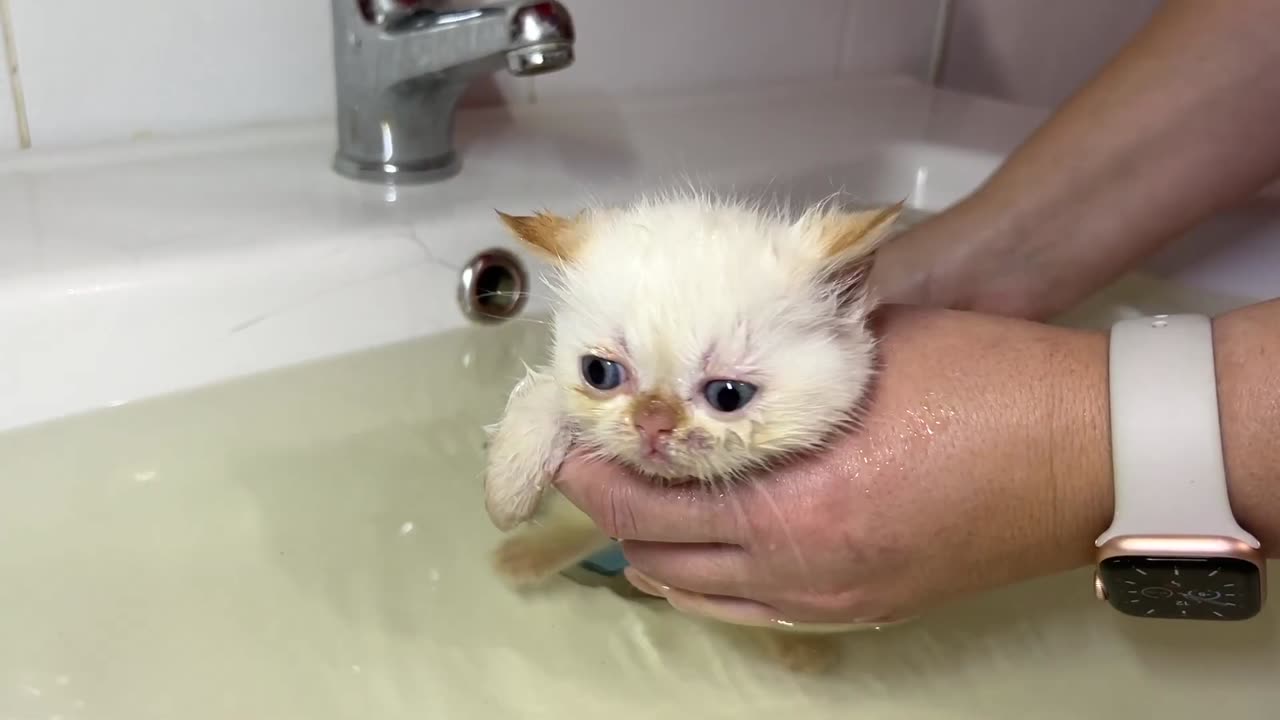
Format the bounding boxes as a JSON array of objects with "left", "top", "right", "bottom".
[{"left": 1094, "top": 572, "right": 1108, "bottom": 601}]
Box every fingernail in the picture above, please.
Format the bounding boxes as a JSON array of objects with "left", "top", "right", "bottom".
[
  {"left": 624, "top": 567, "right": 669, "bottom": 597},
  {"left": 662, "top": 588, "right": 781, "bottom": 627}
]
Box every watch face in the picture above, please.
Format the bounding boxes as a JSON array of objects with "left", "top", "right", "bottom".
[{"left": 1098, "top": 556, "right": 1263, "bottom": 621}]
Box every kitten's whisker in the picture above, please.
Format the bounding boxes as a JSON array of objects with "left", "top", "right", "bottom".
[
  {"left": 474, "top": 288, "right": 541, "bottom": 298},
  {"left": 463, "top": 306, "right": 552, "bottom": 329}
]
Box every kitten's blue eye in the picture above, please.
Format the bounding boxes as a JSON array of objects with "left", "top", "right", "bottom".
[
  {"left": 703, "top": 380, "right": 758, "bottom": 413},
  {"left": 581, "top": 355, "right": 626, "bottom": 390}
]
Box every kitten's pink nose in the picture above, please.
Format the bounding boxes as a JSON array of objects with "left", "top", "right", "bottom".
[{"left": 632, "top": 394, "right": 681, "bottom": 446}]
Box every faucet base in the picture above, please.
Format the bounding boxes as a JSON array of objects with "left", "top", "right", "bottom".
[{"left": 331, "top": 150, "right": 461, "bottom": 185}]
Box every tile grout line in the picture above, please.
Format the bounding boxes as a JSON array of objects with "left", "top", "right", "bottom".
[
  {"left": 833, "top": 0, "right": 855, "bottom": 78},
  {"left": 927, "top": 0, "right": 955, "bottom": 86},
  {"left": 0, "top": 0, "right": 31, "bottom": 149}
]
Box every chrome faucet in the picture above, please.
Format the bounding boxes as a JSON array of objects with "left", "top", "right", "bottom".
[{"left": 329, "top": 0, "right": 576, "bottom": 184}]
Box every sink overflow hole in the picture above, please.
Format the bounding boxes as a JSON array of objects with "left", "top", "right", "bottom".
[{"left": 458, "top": 248, "right": 529, "bottom": 325}]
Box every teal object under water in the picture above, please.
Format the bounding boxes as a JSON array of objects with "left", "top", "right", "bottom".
[{"left": 579, "top": 542, "right": 629, "bottom": 576}]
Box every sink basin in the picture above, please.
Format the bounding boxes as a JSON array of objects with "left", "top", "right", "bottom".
[
  {"left": 2, "top": 76, "right": 1279, "bottom": 718},
  {"left": 3, "top": 76, "right": 1278, "bottom": 434}
]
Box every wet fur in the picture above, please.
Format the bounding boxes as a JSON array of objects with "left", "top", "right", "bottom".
[{"left": 482, "top": 190, "right": 904, "bottom": 673}]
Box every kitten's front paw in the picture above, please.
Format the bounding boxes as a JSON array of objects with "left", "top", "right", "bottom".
[
  {"left": 492, "top": 516, "right": 614, "bottom": 588},
  {"left": 492, "top": 535, "right": 569, "bottom": 587},
  {"left": 482, "top": 367, "right": 570, "bottom": 531},
  {"left": 484, "top": 481, "right": 544, "bottom": 533},
  {"left": 763, "top": 632, "right": 841, "bottom": 674}
]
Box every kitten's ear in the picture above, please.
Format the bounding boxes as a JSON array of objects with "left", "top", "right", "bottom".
[
  {"left": 798, "top": 200, "right": 906, "bottom": 307},
  {"left": 496, "top": 210, "right": 584, "bottom": 263},
  {"left": 807, "top": 200, "right": 906, "bottom": 270}
]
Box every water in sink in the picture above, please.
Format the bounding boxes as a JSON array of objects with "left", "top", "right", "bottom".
[{"left": 0, "top": 273, "right": 1274, "bottom": 720}]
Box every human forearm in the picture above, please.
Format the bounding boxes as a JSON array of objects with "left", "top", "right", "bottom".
[{"left": 877, "top": 0, "right": 1280, "bottom": 319}]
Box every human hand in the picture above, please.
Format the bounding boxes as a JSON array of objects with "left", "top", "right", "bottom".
[
  {"left": 552, "top": 306, "right": 1114, "bottom": 626},
  {"left": 868, "top": 196, "right": 1042, "bottom": 318}
]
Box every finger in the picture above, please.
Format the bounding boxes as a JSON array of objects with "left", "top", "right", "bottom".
[
  {"left": 622, "top": 567, "right": 668, "bottom": 598},
  {"left": 621, "top": 540, "right": 763, "bottom": 600},
  {"left": 667, "top": 587, "right": 907, "bottom": 633},
  {"left": 660, "top": 586, "right": 792, "bottom": 629},
  {"left": 553, "top": 452, "right": 747, "bottom": 544}
]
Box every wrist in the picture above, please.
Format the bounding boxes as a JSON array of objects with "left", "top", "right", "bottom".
[
  {"left": 938, "top": 313, "right": 1112, "bottom": 586},
  {"left": 862, "top": 308, "right": 1114, "bottom": 605},
  {"left": 1214, "top": 302, "right": 1280, "bottom": 553},
  {"left": 1042, "top": 325, "right": 1114, "bottom": 570}
]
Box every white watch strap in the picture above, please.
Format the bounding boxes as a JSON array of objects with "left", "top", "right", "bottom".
[{"left": 1096, "top": 313, "right": 1259, "bottom": 548}]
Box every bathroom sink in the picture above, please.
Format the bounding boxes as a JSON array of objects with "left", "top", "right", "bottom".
[
  {"left": 4, "top": 76, "right": 1280, "bottom": 719},
  {"left": 2, "top": 75, "right": 1277, "bottom": 434}
]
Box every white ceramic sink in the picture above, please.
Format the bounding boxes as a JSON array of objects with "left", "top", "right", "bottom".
[{"left": 2, "top": 75, "right": 1278, "bottom": 433}]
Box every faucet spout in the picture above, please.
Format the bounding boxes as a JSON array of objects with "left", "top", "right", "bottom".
[{"left": 330, "top": 0, "right": 576, "bottom": 185}]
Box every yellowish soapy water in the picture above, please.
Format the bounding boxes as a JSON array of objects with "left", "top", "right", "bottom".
[{"left": 0, "top": 274, "right": 1275, "bottom": 720}]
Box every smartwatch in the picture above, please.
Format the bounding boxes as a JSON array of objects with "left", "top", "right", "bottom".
[{"left": 1094, "top": 313, "right": 1266, "bottom": 621}]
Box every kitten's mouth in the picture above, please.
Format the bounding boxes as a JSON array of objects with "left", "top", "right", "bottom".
[
  {"left": 642, "top": 444, "right": 670, "bottom": 462},
  {"left": 636, "top": 439, "right": 674, "bottom": 468},
  {"left": 629, "top": 443, "right": 702, "bottom": 482}
]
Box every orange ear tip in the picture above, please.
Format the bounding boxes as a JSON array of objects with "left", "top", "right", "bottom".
[{"left": 496, "top": 210, "right": 528, "bottom": 232}]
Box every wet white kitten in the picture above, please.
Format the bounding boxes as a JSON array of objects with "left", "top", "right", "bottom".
[{"left": 482, "top": 191, "right": 903, "bottom": 672}]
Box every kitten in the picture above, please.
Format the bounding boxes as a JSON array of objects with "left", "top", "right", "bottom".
[{"left": 482, "top": 191, "right": 904, "bottom": 673}]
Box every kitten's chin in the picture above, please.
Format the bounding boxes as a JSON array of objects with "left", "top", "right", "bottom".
[
  {"left": 624, "top": 452, "right": 696, "bottom": 484},
  {"left": 630, "top": 453, "right": 677, "bottom": 478}
]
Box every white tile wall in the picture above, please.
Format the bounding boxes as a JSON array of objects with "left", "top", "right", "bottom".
[
  {"left": 841, "top": 0, "right": 941, "bottom": 79},
  {"left": 0, "top": 2, "right": 1192, "bottom": 154},
  {"left": 533, "top": 0, "right": 851, "bottom": 100},
  {"left": 939, "top": 0, "right": 1161, "bottom": 109},
  {"left": 0, "top": 2, "right": 20, "bottom": 152},
  {"left": 0, "top": 0, "right": 942, "bottom": 152},
  {"left": 8, "top": 0, "right": 336, "bottom": 149}
]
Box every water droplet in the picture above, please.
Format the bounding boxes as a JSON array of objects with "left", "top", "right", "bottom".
[
  {"left": 428, "top": 568, "right": 441, "bottom": 582},
  {"left": 399, "top": 521, "right": 415, "bottom": 535},
  {"left": 24, "top": 685, "right": 41, "bottom": 697},
  {"left": 351, "top": 664, "right": 362, "bottom": 674},
  {"left": 133, "top": 470, "right": 157, "bottom": 483}
]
